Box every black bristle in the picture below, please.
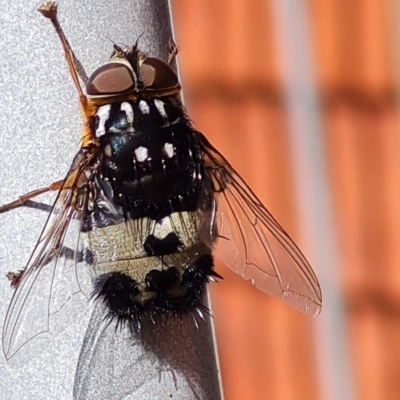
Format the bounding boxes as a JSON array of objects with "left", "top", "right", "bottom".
[{"left": 92, "top": 254, "right": 217, "bottom": 331}]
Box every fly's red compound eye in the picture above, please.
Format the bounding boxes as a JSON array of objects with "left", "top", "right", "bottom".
[
  {"left": 140, "top": 58, "right": 179, "bottom": 90},
  {"left": 86, "top": 49, "right": 180, "bottom": 97},
  {"left": 86, "top": 62, "right": 136, "bottom": 96}
]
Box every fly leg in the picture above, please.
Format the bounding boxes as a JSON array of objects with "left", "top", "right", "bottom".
[
  {"left": 18, "top": 200, "right": 53, "bottom": 213},
  {"left": 38, "top": 2, "right": 88, "bottom": 86},
  {"left": 7, "top": 246, "right": 84, "bottom": 289},
  {"left": 0, "top": 180, "right": 64, "bottom": 213},
  {"left": 167, "top": 38, "right": 179, "bottom": 65},
  {"left": 38, "top": 2, "right": 86, "bottom": 106},
  {"left": 2, "top": 4, "right": 90, "bottom": 212},
  {"left": 38, "top": 3, "right": 93, "bottom": 147}
]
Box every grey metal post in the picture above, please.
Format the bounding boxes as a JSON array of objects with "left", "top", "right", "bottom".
[{"left": 0, "top": 1, "right": 222, "bottom": 399}]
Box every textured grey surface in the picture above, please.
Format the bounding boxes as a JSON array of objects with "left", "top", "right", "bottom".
[{"left": 0, "top": 1, "right": 221, "bottom": 399}]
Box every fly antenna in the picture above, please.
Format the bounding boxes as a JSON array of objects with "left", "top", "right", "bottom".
[
  {"left": 133, "top": 32, "right": 145, "bottom": 50},
  {"left": 102, "top": 35, "right": 129, "bottom": 53}
]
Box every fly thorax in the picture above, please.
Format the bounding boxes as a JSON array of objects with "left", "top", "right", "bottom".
[{"left": 92, "top": 98, "right": 208, "bottom": 220}]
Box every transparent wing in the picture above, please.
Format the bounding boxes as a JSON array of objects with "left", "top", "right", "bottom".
[
  {"left": 73, "top": 302, "right": 159, "bottom": 400},
  {"left": 74, "top": 301, "right": 212, "bottom": 400},
  {"left": 2, "top": 148, "right": 94, "bottom": 360},
  {"left": 198, "top": 133, "right": 322, "bottom": 316}
]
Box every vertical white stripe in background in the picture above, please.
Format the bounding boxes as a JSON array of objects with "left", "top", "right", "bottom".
[{"left": 271, "top": 1, "right": 355, "bottom": 400}]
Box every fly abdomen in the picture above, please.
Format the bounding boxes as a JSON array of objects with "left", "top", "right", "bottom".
[
  {"left": 86, "top": 212, "right": 217, "bottom": 330},
  {"left": 92, "top": 251, "right": 215, "bottom": 331}
]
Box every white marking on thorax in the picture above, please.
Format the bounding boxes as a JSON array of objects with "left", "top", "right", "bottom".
[
  {"left": 134, "top": 146, "right": 149, "bottom": 162},
  {"left": 120, "top": 102, "right": 135, "bottom": 132},
  {"left": 162, "top": 142, "right": 174, "bottom": 158},
  {"left": 154, "top": 99, "right": 168, "bottom": 119},
  {"left": 95, "top": 104, "right": 112, "bottom": 138},
  {"left": 104, "top": 144, "right": 112, "bottom": 157},
  {"left": 139, "top": 100, "right": 150, "bottom": 115}
]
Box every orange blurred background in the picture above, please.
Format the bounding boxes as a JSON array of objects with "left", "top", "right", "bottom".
[{"left": 172, "top": 1, "right": 400, "bottom": 399}]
